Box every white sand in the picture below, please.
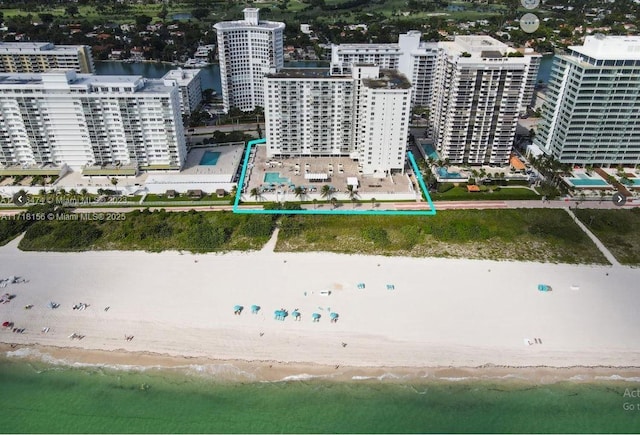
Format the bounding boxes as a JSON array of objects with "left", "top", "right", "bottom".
[{"left": 1, "top": 236, "right": 640, "bottom": 368}]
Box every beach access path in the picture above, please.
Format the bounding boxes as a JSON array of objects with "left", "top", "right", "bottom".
[{"left": 1, "top": 234, "right": 640, "bottom": 369}]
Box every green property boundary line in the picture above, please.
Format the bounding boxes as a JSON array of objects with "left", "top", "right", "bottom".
[{"left": 232, "top": 138, "right": 436, "bottom": 215}]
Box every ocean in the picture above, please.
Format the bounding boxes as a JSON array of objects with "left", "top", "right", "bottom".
[{"left": 1, "top": 356, "right": 638, "bottom": 433}]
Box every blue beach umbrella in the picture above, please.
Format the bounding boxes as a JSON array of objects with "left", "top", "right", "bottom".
[
  {"left": 330, "top": 312, "right": 339, "bottom": 320},
  {"left": 251, "top": 305, "right": 260, "bottom": 314}
]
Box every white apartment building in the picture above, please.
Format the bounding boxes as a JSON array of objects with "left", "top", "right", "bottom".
[
  {"left": 330, "top": 33, "right": 438, "bottom": 108},
  {"left": 353, "top": 66, "right": 412, "bottom": 174},
  {"left": 533, "top": 34, "right": 640, "bottom": 166},
  {"left": 162, "top": 68, "right": 203, "bottom": 116},
  {"left": 0, "top": 71, "right": 186, "bottom": 170},
  {"left": 330, "top": 43, "right": 401, "bottom": 75},
  {"left": 265, "top": 69, "right": 355, "bottom": 156},
  {"left": 0, "top": 42, "right": 95, "bottom": 74},
  {"left": 265, "top": 65, "right": 411, "bottom": 175},
  {"left": 214, "top": 8, "right": 285, "bottom": 113},
  {"left": 430, "top": 35, "right": 536, "bottom": 165},
  {"left": 397, "top": 31, "right": 438, "bottom": 108}
]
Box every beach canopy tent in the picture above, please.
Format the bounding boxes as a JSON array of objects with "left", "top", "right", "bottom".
[
  {"left": 304, "top": 173, "right": 328, "bottom": 181},
  {"left": 347, "top": 177, "right": 359, "bottom": 188}
]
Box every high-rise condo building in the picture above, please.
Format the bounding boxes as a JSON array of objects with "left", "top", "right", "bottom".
[
  {"left": 533, "top": 34, "right": 640, "bottom": 166},
  {"left": 0, "top": 71, "right": 186, "bottom": 170},
  {"left": 330, "top": 32, "right": 438, "bottom": 108},
  {"left": 330, "top": 43, "right": 401, "bottom": 75},
  {"left": 162, "top": 68, "right": 203, "bottom": 116},
  {"left": 0, "top": 42, "right": 95, "bottom": 74},
  {"left": 430, "top": 35, "right": 537, "bottom": 165},
  {"left": 397, "top": 31, "right": 439, "bottom": 108},
  {"left": 214, "top": 8, "right": 285, "bottom": 113},
  {"left": 265, "top": 65, "right": 411, "bottom": 175}
]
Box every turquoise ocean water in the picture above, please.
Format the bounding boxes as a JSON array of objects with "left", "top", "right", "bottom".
[{"left": 1, "top": 358, "right": 639, "bottom": 434}]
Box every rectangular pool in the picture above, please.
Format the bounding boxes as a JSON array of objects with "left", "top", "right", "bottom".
[
  {"left": 420, "top": 143, "right": 439, "bottom": 160},
  {"left": 199, "top": 151, "right": 221, "bottom": 166},
  {"left": 567, "top": 178, "right": 608, "bottom": 186}
]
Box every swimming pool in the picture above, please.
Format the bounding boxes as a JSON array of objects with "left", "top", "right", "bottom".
[
  {"left": 437, "top": 167, "right": 464, "bottom": 179},
  {"left": 421, "top": 143, "right": 439, "bottom": 160},
  {"left": 621, "top": 177, "right": 640, "bottom": 186},
  {"left": 264, "top": 172, "right": 290, "bottom": 184},
  {"left": 199, "top": 151, "right": 221, "bottom": 166},
  {"left": 567, "top": 178, "right": 609, "bottom": 187}
]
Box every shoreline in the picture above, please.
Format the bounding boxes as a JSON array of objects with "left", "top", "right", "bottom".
[
  {"left": 2, "top": 237, "right": 640, "bottom": 373},
  {"left": 3, "top": 343, "right": 640, "bottom": 384}
]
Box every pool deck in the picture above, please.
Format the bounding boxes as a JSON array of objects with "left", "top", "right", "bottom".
[
  {"left": 182, "top": 145, "right": 244, "bottom": 176},
  {"left": 244, "top": 144, "right": 413, "bottom": 200}
]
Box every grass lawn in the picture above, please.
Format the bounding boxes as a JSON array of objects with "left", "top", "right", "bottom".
[
  {"left": 0, "top": 3, "right": 193, "bottom": 23},
  {"left": 18, "top": 209, "right": 276, "bottom": 253},
  {"left": 276, "top": 209, "right": 609, "bottom": 264},
  {"left": 573, "top": 208, "right": 640, "bottom": 266},
  {"left": 430, "top": 186, "right": 540, "bottom": 201}
]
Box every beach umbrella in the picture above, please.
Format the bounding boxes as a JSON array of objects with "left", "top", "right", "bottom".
[
  {"left": 330, "top": 312, "right": 339, "bottom": 320},
  {"left": 251, "top": 305, "right": 260, "bottom": 314},
  {"left": 233, "top": 305, "right": 243, "bottom": 314},
  {"left": 312, "top": 313, "right": 321, "bottom": 321},
  {"left": 292, "top": 309, "right": 300, "bottom": 318}
]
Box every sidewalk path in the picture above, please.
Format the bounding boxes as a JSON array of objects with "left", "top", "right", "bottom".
[{"left": 564, "top": 207, "right": 620, "bottom": 267}]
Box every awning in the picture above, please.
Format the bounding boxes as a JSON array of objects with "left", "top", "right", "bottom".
[{"left": 304, "top": 173, "right": 328, "bottom": 180}]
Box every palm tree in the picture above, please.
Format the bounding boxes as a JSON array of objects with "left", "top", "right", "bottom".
[
  {"left": 69, "top": 189, "right": 78, "bottom": 199},
  {"left": 346, "top": 184, "right": 358, "bottom": 201},
  {"left": 320, "top": 184, "right": 333, "bottom": 200},
  {"left": 330, "top": 197, "right": 338, "bottom": 209},
  {"left": 250, "top": 187, "right": 261, "bottom": 202},
  {"left": 294, "top": 186, "right": 305, "bottom": 201},
  {"left": 313, "top": 198, "right": 318, "bottom": 209},
  {"left": 370, "top": 197, "right": 376, "bottom": 209},
  {"left": 80, "top": 188, "right": 88, "bottom": 196},
  {"left": 230, "top": 185, "right": 238, "bottom": 198}
]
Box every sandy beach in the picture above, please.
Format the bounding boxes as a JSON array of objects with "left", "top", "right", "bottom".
[{"left": 2, "top": 234, "right": 640, "bottom": 376}]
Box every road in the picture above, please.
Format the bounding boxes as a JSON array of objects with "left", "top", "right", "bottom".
[{"left": 187, "top": 122, "right": 264, "bottom": 135}]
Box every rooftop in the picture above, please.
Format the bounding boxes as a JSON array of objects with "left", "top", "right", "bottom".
[
  {"left": 0, "top": 42, "right": 85, "bottom": 54},
  {"left": 266, "top": 68, "right": 335, "bottom": 79},
  {"left": 569, "top": 34, "right": 640, "bottom": 60},
  {"left": 362, "top": 69, "right": 411, "bottom": 89},
  {"left": 0, "top": 71, "right": 173, "bottom": 94}
]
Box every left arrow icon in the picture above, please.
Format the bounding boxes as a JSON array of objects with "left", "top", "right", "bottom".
[{"left": 12, "top": 191, "right": 28, "bottom": 206}]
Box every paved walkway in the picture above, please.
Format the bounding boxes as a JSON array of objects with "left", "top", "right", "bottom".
[
  {"left": 260, "top": 227, "right": 279, "bottom": 253},
  {"left": 564, "top": 207, "right": 620, "bottom": 267}
]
